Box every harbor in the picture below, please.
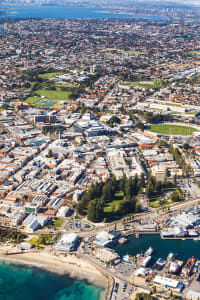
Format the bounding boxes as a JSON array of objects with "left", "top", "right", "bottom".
[
  {"left": 111, "top": 235, "right": 200, "bottom": 299},
  {"left": 114, "top": 234, "right": 200, "bottom": 262}
]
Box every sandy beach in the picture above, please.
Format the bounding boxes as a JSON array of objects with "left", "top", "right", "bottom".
[{"left": 0, "top": 245, "right": 107, "bottom": 289}]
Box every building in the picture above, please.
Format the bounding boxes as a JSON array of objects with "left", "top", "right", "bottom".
[
  {"left": 55, "top": 233, "right": 81, "bottom": 252},
  {"left": 95, "top": 248, "right": 119, "bottom": 264},
  {"left": 153, "top": 275, "right": 183, "bottom": 292},
  {"left": 94, "top": 231, "right": 120, "bottom": 247},
  {"left": 57, "top": 206, "right": 70, "bottom": 217},
  {"left": 34, "top": 115, "right": 57, "bottom": 123},
  {"left": 187, "top": 289, "right": 200, "bottom": 299}
]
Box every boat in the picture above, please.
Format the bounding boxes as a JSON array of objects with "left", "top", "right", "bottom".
[
  {"left": 167, "top": 252, "right": 174, "bottom": 261},
  {"left": 142, "top": 255, "right": 152, "bottom": 267},
  {"left": 123, "top": 254, "right": 134, "bottom": 264},
  {"left": 167, "top": 252, "right": 177, "bottom": 261},
  {"left": 169, "top": 260, "right": 183, "bottom": 274},
  {"left": 118, "top": 237, "right": 127, "bottom": 244},
  {"left": 153, "top": 258, "right": 166, "bottom": 271},
  {"left": 144, "top": 247, "right": 153, "bottom": 257},
  {"left": 181, "top": 257, "right": 196, "bottom": 278}
]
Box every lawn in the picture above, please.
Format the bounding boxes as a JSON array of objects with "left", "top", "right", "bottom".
[
  {"left": 120, "top": 50, "right": 148, "bottom": 55},
  {"left": 27, "top": 237, "right": 39, "bottom": 246},
  {"left": 104, "top": 200, "right": 123, "bottom": 213},
  {"left": 150, "top": 124, "right": 198, "bottom": 135},
  {"left": 101, "top": 48, "right": 117, "bottom": 52},
  {"left": 35, "top": 89, "right": 71, "bottom": 101},
  {"left": 53, "top": 219, "right": 64, "bottom": 228},
  {"left": 101, "top": 49, "right": 148, "bottom": 55},
  {"left": 161, "top": 102, "right": 182, "bottom": 107},
  {"left": 187, "top": 51, "right": 200, "bottom": 56},
  {"left": 38, "top": 72, "right": 64, "bottom": 79},
  {"left": 150, "top": 200, "right": 174, "bottom": 208},
  {"left": 24, "top": 96, "right": 40, "bottom": 104},
  {"left": 121, "top": 80, "right": 162, "bottom": 89},
  {"left": 104, "top": 191, "right": 124, "bottom": 213}
]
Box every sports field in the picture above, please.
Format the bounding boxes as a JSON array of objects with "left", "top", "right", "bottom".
[
  {"left": 35, "top": 89, "right": 71, "bottom": 101},
  {"left": 150, "top": 124, "right": 198, "bottom": 135},
  {"left": 122, "top": 80, "right": 162, "bottom": 89},
  {"left": 38, "top": 72, "right": 64, "bottom": 79}
]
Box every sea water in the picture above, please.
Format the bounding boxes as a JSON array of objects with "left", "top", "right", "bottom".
[
  {"left": 0, "top": 5, "right": 167, "bottom": 20},
  {"left": 114, "top": 234, "right": 200, "bottom": 262},
  {"left": 0, "top": 262, "right": 104, "bottom": 300}
]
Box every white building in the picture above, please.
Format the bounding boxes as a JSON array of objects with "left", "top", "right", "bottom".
[
  {"left": 95, "top": 248, "right": 119, "bottom": 263},
  {"left": 94, "top": 231, "right": 119, "bottom": 247},
  {"left": 57, "top": 206, "right": 70, "bottom": 217},
  {"left": 55, "top": 233, "right": 80, "bottom": 252},
  {"left": 153, "top": 275, "right": 183, "bottom": 292},
  {"left": 187, "top": 289, "right": 200, "bottom": 299}
]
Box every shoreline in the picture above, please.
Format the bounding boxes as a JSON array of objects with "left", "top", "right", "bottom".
[{"left": 0, "top": 246, "right": 107, "bottom": 297}]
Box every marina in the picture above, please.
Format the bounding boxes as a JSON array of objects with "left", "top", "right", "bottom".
[{"left": 114, "top": 234, "right": 200, "bottom": 262}]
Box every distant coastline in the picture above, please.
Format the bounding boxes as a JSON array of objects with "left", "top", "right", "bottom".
[{"left": 0, "top": 5, "right": 168, "bottom": 20}]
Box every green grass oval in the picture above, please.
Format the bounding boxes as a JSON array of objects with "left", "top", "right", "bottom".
[{"left": 150, "top": 124, "right": 198, "bottom": 135}]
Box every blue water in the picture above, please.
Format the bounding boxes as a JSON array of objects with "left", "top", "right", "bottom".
[
  {"left": 0, "top": 6, "right": 167, "bottom": 20},
  {"left": 114, "top": 234, "right": 200, "bottom": 262},
  {"left": 0, "top": 262, "right": 104, "bottom": 300}
]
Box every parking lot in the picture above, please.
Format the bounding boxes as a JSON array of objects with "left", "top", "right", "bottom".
[
  {"left": 111, "top": 281, "right": 136, "bottom": 300},
  {"left": 67, "top": 219, "right": 94, "bottom": 232}
]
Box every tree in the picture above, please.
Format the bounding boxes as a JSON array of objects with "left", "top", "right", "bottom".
[
  {"left": 120, "top": 174, "right": 127, "bottom": 194},
  {"left": 183, "top": 143, "right": 190, "bottom": 150},
  {"left": 107, "top": 116, "right": 121, "bottom": 126},
  {"left": 111, "top": 175, "right": 118, "bottom": 192},
  {"left": 136, "top": 293, "right": 151, "bottom": 300},
  {"left": 152, "top": 286, "right": 157, "bottom": 294},
  {"left": 102, "top": 181, "right": 113, "bottom": 202},
  {"left": 87, "top": 199, "right": 104, "bottom": 223},
  {"left": 48, "top": 149, "right": 53, "bottom": 158},
  {"left": 173, "top": 174, "right": 177, "bottom": 186},
  {"left": 130, "top": 196, "right": 137, "bottom": 212},
  {"left": 146, "top": 182, "right": 154, "bottom": 198},
  {"left": 138, "top": 173, "right": 145, "bottom": 189},
  {"left": 155, "top": 181, "right": 162, "bottom": 194},
  {"left": 171, "top": 190, "right": 180, "bottom": 202},
  {"left": 137, "top": 122, "right": 144, "bottom": 131},
  {"left": 118, "top": 200, "right": 131, "bottom": 215}
]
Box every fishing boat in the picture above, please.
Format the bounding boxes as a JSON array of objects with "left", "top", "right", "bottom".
[
  {"left": 181, "top": 257, "right": 196, "bottom": 278},
  {"left": 168, "top": 260, "right": 183, "bottom": 274}
]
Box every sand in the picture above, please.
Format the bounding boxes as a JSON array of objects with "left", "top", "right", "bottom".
[{"left": 0, "top": 245, "right": 107, "bottom": 288}]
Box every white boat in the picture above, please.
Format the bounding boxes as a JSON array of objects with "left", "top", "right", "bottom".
[
  {"left": 123, "top": 254, "right": 133, "bottom": 264},
  {"left": 144, "top": 247, "right": 153, "bottom": 257},
  {"left": 167, "top": 252, "right": 174, "bottom": 261},
  {"left": 142, "top": 255, "right": 152, "bottom": 267},
  {"left": 118, "top": 237, "right": 127, "bottom": 244}
]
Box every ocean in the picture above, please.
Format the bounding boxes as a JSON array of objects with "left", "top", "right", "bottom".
[
  {"left": 0, "top": 5, "right": 167, "bottom": 20},
  {"left": 0, "top": 262, "right": 104, "bottom": 300},
  {"left": 114, "top": 234, "right": 200, "bottom": 263}
]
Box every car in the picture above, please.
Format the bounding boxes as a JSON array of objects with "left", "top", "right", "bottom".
[{"left": 115, "top": 282, "right": 119, "bottom": 288}]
